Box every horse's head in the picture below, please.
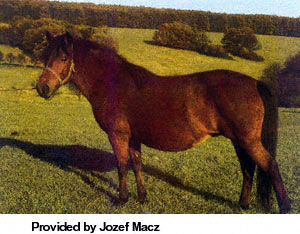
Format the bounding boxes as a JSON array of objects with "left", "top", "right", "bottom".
[{"left": 36, "top": 31, "right": 75, "bottom": 99}]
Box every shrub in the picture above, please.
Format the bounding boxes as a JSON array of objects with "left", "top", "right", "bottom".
[
  {"left": 153, "top": 21, "right": 232, "bottom": 59},
  {"left": 17, "top": 53, "right": 26, "bottom": 65},
  {"left": 6, "top": 53, "right": 15, "bottom": 64},
  {"left": 0, "top": 22, "right": 11, "bottom": 45},
  {"left": 66, "top": 25, "right": 118, "bottom": 52},
  {"left": 7, "top": 18, "right": 118, "bottom": 63},
  {"left": 259, "top": 62, "right": 300, "bottom": 107},
  {"left": 153, "top": 21, "right": 198, "bottom": 50},
  {"left": 191, "top": 30, "right": 211, "bottom": 50},
  {"left": 17, "top": 18, "right": 67, "bottom": 61},
  {"left": 277, "top": 75, "right": 300, "bottom": 107},
  {"left": 67, "top": 24, "right": 96, "bottom": 39},
  {"left": 237, "top": 47, "right": 264, "bottom": 61},
  {"left": 199, "top": 44, "right": 233, "bottom": 59},
  {"left": 0, "top": 51, "right": 3, "bottom": 61},
  {"left": 261, "top": 62, "right": 281, "bottom": 92},
  {"left": 221, "top": 26, "right": 264, "bottom": 61},
  {"left": 222, "top": 27, "right": 261, "bottom": 51},
  {"left": 91, "top": 32, "right": 119, "bottom": 52},
  {"left": 284, "top": 52, "right": 300, "bottom": 73},
  {"left": 277, "top": 51, "right": 300, "bottom": 107}
]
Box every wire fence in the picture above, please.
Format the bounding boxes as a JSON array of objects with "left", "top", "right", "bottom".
[{"left": 0, "top": 87, "right": 36, "bottom": 92}]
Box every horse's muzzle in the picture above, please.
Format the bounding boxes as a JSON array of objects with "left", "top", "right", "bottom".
[{"left": 36, "top": 83, "right": 51, "bottom": 99}]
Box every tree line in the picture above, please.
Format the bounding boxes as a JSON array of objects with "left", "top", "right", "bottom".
[
  {"left": 0, "top": 51, "right": 26, "bottom": 65},
  {"left": 0, "top": 0, "right": 299, "bottom": 37},
  {"left": 0, "top": 17, "right": 118, "bottom": 66}
]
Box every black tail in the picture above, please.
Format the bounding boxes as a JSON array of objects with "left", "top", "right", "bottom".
[{"left": 257, "top": 64, "right": 279, "bottom": 211}]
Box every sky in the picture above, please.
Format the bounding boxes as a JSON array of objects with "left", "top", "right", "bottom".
[{"left": 51, "top": 0, "right": 300, "bottom": 18}]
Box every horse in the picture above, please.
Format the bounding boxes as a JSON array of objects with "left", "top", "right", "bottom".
[{"left": 36, "top": 32, "right": 290, "bottom": 213}]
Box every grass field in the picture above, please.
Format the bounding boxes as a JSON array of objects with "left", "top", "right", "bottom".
[
  {"left": 109, "top": 28, "right": 300, "bottom": 78},
  {"left": 0, "top": 28, "right": 300, "bottom": 214}
]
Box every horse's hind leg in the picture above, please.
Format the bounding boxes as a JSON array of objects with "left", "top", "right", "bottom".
[
  {"left": 233, "top": 143, "right": 256, "bottom": 209},
  {"left": 241, "top": 140, "right": 290, "bottom": 213},
  {"left": 129, "top": 140, "right": 146, "bottom": 203}
]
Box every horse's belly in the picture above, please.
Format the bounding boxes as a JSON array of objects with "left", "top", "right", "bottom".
[{"left": 136, "top": 125, "right": 210, "bottom": 152}]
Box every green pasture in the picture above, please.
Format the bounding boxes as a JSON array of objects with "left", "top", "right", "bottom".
[
  {"left": 0, "top": 28, "right": 300, "bottom": 213},
  {"left": 0, "top": 44, "right": 23, "bottom": 57},
  {"left": 110, "top": 28, "right": 300, "bottom": 78}
]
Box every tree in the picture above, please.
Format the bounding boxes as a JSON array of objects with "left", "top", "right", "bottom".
[
  {"left": 153, "top": 21, "right": 231, "bottom": 59},
  {"left": 282, "top": 50, "right": 300, "bottom": 74},
  {"left": 153, "top": 21, "right": 210, "bottom": 50},
  {"left": 19, "top": 18, "right": 66, "bottom": 62},
  {"left": 9, "top": 17, "right": 118, "bottom": 63},
  {"left": 0, "top": 0, "right": 300, "bottom": 37},
  {"left": 17, "top": 53, "right": 26, "bottom": 65},
  {"left": 209, "top": 14, "right": 229, "bottom": 32},
  {"left": 222, "top": 27, "right": 261, "bottom": 52},
  {"left": 221, "top": 26, "right": 264, "bottom": 61},
  {"left": 0, "top": 22, "right": 11, "bottom": 44},
  {"left": 91, "top": 30, "right": 119, "bottom": 52},
  {"left": 193, "top": 12, "right": 210, "bottom": 31},
  {"left": 0, "top": 51, "right": 4, "bottom": 61},
  {"left": 228, "top": 15, "right": 246, "bottom": 28},
  {"left": 68, "top": 24, "right": 96, "bottom": 39},
  {"left": 277, "top": 52, "right": 300, "bottom": 107},
  {"left": 23, "top": 26, "right": 63, "bottom": 62},
  {"left": 6, "top": 53, "right": 15, "bottom": 64}
]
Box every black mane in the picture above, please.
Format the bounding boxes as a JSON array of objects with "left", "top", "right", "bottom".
[
  {"left": 42, "top": 34, "right": 71, "bottom": 65},
  {"left": 42, "top": 33, "right": 118, "bottom": 65}
]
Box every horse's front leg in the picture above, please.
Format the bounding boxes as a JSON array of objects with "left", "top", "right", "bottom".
[
  {"left": 129, "top": 139, "right": 146, "bottom": 203},
  {"left": 108, "top": 132, "right": 130, "bottom": 203}
]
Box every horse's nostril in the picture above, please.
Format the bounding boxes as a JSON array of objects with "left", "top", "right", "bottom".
[{"left": 42, "top": 84, "right": 50, "bottom": 95}]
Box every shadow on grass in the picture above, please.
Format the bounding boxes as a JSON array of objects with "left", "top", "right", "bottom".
[
  {"left": 0, "top": 137, "right": 237, "bottom": 210},
  {"left": 281, "top": 109, "right": 300, "bottom": 114},
  {"left": 0, "top": 137, "right": 120, "bottom": 204},
  {"left": 144, "top": 40, "right": 158, "bottom": 46},
  {"left": 143, "top": 165, "right": 237, "bottom": 210}
]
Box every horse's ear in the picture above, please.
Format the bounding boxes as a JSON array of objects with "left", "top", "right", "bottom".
[
  {"left": 46, "top": 31, "right": 54, "bottom": 42},
  {"left": 65, "top": 31, "right": 73, "bottom": 45}
]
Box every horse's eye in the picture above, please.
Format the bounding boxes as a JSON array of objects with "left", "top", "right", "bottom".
[{"left": 62, "top": 57, "right": 67, "bottom": 62}]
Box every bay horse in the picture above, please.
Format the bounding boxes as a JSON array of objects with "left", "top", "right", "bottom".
[{"left": 36, "top": 32, "right": 290, "bottom": 213}]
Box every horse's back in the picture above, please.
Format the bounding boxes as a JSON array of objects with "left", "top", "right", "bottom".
[{"left": 127, "top": 69, "right": 264, "bottom": 151}]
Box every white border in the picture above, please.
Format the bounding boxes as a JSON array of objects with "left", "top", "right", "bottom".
[{"left": 1, "top": 214, "right": 299, "bottom": 234}]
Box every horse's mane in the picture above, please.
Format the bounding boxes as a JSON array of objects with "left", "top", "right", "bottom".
[
  {"left": 74, "top": 37, "right": 157, "bottom": 88},
  {"left": 42, "top": 34, "right": 113, "bottom": 64},
  {"left": 76, "top": 37, "right": 118, "bottom": 56},
  {"left": 42, "top": 34, "right": 71, "bottom": 65}
]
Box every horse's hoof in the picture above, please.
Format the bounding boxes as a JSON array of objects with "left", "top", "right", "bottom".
[
  {"left": 118, "top": 196, "right": 128, "bottom": 204},
  {"left": 280, "top": 203, "right": 291, "bottom": 214},
  {"left": 239, "top": 200, "right": 250, "bottom": 210},
  {"left": 137, "top": 191, "right": 147, "bottom": 204},
  {"left": 239, "top": 204, "right": 249, "bottom": 210}
]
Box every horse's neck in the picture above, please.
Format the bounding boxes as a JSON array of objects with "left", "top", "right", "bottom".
[
  {"left": 70, "top": 43, "right": 103, "bottom": 100},
  {"left": 70, "top": 42, "right": 159, "bottom": 100},
  {"left": 70, "top": 72, "right": 92, "bottom": 100}
]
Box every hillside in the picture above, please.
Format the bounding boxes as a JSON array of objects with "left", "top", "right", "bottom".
[
  {"left": 0, "top": 28, "right": 300, "bottom": 214},
  {"left": 1, "top": 28, "right": 300, "bottom": 90},
  {"left": 109, "top": 28, "right": 300, "bottom": 79}
]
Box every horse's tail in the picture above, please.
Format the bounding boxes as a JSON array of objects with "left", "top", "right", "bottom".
[{"left": 257, "top": 64, "right": 279, "bottom": 211}]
